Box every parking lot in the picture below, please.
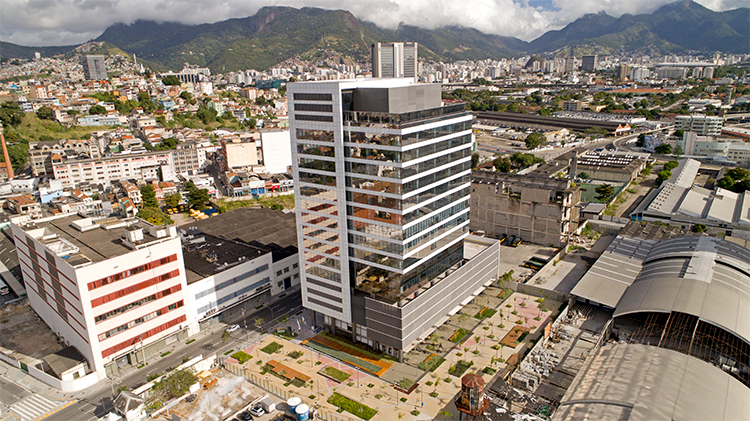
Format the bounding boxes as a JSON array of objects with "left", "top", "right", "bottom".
[{"left": 495, "top": 242, "right": 559, "bottom": 283}]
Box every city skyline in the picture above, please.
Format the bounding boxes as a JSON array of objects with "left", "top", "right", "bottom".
[{"left": 1, "top": 0, "right": 746, "bottom": 47}]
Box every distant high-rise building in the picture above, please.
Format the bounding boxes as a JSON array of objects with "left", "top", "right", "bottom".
[
  {"left": 82, "top": 55, "right": 108, "bottom": 80},
  {"left": 564, "top": 57, "right": 576, "bottom": 73},
  {"left": 703, "top": 67, "right": 715, "bottom": 79},
  {"left": 618, "top": 64, "right": 631, "bottom": 80},
  {"left": 371, "top": 42, "right": 418, "bottom": 81},
  {"left": 581, "top": 55, "right": 598, "bottom": 72}
]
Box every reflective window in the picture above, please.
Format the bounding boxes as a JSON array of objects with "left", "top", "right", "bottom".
[
  {"left": 347, "top": 191, "right": 401, "bottom": 210},
  {"left": 348, "top": 206, "right": 402, "bottom": 225},
  {"left": 348, "top": 178, "right": 402, "bottom": 195},
  {"left": 306, "top": 265, "right": 341, "bottom": 282},
  {"left": 300, "top": 186, "right": 337, "bottom": 201},
  {"left": 304, "top": 251, "right": 340, "bottom": 269},
  {"left": 297, "top": 143, "right": 335, "bottom": 157},
  {"left": 298, "top": 158, "right": 335, "bottom": 172},
  {"left": 299, "top": 171, "right": 336, "bottom": 187},
  {"left": 344, "top": 131, "right": 401, "bottom": 147},
  {"left": 345, "top": 146, "right": 400, "bottom": 162},
  {"left": 296, "top": 129, "right": 334, "bottom": 142}
]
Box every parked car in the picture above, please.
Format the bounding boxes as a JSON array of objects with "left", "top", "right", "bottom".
[
  {"left": 511, "top": 237, "right": 522, "bottom": 247},
  {"left": 238, "top": 411, "right": 252, "bottom": 421},
  {"left": 502, "top": 235, "right": 515, "bottom": 246},
  {"left": 498, "top": 233, "right": 508, "bottom": 243},
  {"left": 227, "top": 324, "right": 240, "bottom": 332},
  {"left": 249, "top": 405, "right": 265, "bottom": 418}
]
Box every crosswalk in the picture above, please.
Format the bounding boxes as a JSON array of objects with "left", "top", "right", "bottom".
[{"left": 9, "top": 394, "right": 75, "bottom": 421}]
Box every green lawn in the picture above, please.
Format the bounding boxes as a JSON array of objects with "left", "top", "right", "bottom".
[
  {"left": 260, "top": 342, "right": 284, "bottom": 354},
  {"left": 320, "top": 366, "right": 351, "bottom": 383},
  {"left": 449, "top": 328, "right": 470, "bottom": 343},
  {"left": 231, "top": 351, "right": 252, "bottom": 364},
  {"left": 448, "top": 360, "right": 474, "bottom": 377},
  {"left": 327, "top": 393, "right": 378, "bottom": 420}
]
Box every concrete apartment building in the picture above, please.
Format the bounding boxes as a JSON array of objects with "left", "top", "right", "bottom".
[
  {"left": 675, "top": 114, "right": 723, "bottom": 136},
  {"left": 52, "top": 150, "right": 175, "bottom": 188},
  {"left": 29, "top": 139, "right": 101, "bottom": 176},
  {"left": 371, "top": 42, "right": 418, "bottom": 81},
  {"left": 470, "top": 170, "right": 580, "bottom": 247},
  {"left": 172, "top": 139, "right": 209, "bottom": 175},
  {"left": 289, "top": 78, "right": 499, "bottom": 360},
  {"left": 82, "top": 55, "right": 107, "bottom": 81},
  {"left": 11, "top": 216, "right": 192, "bottom": 380}
]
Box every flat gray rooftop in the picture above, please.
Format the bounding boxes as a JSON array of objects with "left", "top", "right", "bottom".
[
  {"left": 188, "top": 208, "right": 298, "bottom": 262},
  {"left": 22, "top": 216, "right": 161, "bottom": 265},
  {"left": 182, "top": 233, "right": 268, "bottom": 285}
]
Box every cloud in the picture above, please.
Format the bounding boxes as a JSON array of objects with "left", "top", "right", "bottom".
[{"left": 0, "top": 0, "right": 745, "bottom": 46}]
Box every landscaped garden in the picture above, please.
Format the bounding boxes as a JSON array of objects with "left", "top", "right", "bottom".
[{"left": 328, "top": 392, "right": 378, "bottom": 420}]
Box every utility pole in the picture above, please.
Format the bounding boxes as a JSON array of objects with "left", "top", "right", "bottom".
[{"left": 140, "top": 334, "right": 146, "bottom": 366}]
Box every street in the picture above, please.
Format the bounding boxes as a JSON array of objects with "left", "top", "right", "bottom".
[{"left": 43, "top": 290, "right": 304, "bottom": 421}]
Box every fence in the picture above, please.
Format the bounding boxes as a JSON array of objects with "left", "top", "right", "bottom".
[{"left": 0, "top": 348, "right": 99, "bottom": 392}]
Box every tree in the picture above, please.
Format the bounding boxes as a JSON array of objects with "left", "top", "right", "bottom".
[
  {"left": 0, "top": 102, "right": 24, "bottom": 127},
  {"left": 471, "top": 153, "right": 479, "bottom": 169},
  {"left": 140, "top": 185, "right": 158, "bottom": 208},
  {"left": 692, "top": 224, "right": 707, "bottom": 233},
  {"left": 89, "top": 105, "right": 107, "bottom": 115},
  {"left": 595, "top": 184, "right": 615, "bottom": 202},
  {"left": 655, "top": 170, "right": 672, "bottom": 187},
  {"left": 726, "top": 167, "right": 750, "bottom": 181},
  {"left": 578, "top": 172, "right": 590, "bottom": 179},
  {"left": 673, "top": 129, "right": 684, "bottom": 138},
  {"left": 254, "top": 317, "right": 265, "bottom": 331},
  {"left": 36, "top": 106, "right": 53, "bottom": 120},
  {"left": 664, "top": 161, "right": 679, "bottom": 172},
  {"left": 137, "top": 207, "right": 173, "bottom": 225},
  {"left": 674, "top": 145, "right": 684, "bottom": 156},
  {"left": 494, "top": 156, "right": 511, "bottom": 172},
  {"left": 525, "top": 132, "right": 545, "bottom": 149},
  {"left": 179, "top": 90, "right": 195, "bottom": 105},
  {"left": 164, "top": 193, "right": 181, "bottom": 208},
  {"left": 654, "top": 143, "right": 672, "bottom": 154},
  {"left": 162, "top": 75, "right": 181, "bottom": 86},
  {"left": 636, "top": 133, "right": 646, "bottom": 147},
  {"left": 185, "top": 181, "right": 209, "bottom": 210},
  {"left": 717, "top": 176, "right": 735, "bottom": 190}
]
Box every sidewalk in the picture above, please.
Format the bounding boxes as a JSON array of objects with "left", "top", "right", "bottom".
[{"left": 0, "top": 358, "right": 73, "bottom": 401}]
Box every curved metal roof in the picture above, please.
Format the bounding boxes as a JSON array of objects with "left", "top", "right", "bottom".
[
  {"left": 613, "top": 236, "right": 750, "bottom": 343},
  {"left": 553, "top": 343, "right": 750, "bottom": 421}
]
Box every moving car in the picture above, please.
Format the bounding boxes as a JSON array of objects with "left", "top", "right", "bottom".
[{"left": 227, "top": 324, "right": 240, "bottom": 332}]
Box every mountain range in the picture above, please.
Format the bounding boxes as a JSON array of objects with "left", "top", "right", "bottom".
[{"left": 0, "top": 1, "right": 747, "bottom": 73}]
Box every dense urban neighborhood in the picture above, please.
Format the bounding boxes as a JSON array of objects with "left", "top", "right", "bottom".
[{"left": 0, "top": 2, "right": 749, "bottom": 421}]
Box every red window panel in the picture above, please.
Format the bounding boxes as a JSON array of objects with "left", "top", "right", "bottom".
[
  {"left": 100, "top": 315, "right": 186, "bottom": 358},
  {"left": 88, "top": 254, "right": 178, "bottom": 291},
  {"left": 91, "top": 270, "right": 180, "bottom": 308}
]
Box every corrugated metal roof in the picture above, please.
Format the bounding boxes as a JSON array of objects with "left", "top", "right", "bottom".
[
  {"left": 553, "top": 343, "right": 750, "bottom": 421},
  {"left": 614, "top": 236, "right": 750, "bottom": 343}
]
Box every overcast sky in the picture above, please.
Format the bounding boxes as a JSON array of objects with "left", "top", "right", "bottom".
[{"left": 1, "top": 0, "right": 746, "bottom": 47}]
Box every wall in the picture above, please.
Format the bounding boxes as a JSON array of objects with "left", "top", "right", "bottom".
[
  {"left": 271, "top": 254, "right": 300, "bottom": 296},
  {"left": 363, "top": 237, "right": 500, "bottom": 351},
  {"left": 0, "top": 349, "right": 99, "bottom": 391},
  {"left": 260, "top": 130, "right": 292, "bottom": 174}
]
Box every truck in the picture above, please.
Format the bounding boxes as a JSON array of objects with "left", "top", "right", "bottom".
[{"left": 260, "top": 396, "right": 276, "bottom": 413}]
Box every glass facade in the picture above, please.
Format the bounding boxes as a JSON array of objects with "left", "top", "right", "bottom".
[{"left": 293, "top": 83, "right": 471, "bottom": 308}]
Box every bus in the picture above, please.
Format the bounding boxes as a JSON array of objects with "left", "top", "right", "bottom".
[{"left": 0, "top": 279, "right": 9, "bottom": 295}]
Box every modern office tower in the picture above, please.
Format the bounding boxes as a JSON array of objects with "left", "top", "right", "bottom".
[
  {"left": 581, "top": 55, "right": 598, "bottom": 72},
  {"left": 371, "top": 42, "right": 418, "bottom": 81},
  {"left": 82, "top": 55, "right": 108, "bottom": 80},
  {"left": 290, "top": 79, "right": 496, "bottom": 360}
]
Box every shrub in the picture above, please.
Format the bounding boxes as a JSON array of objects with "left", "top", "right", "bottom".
[
  {"left": 260, "top": 342, "right": 283, "bottom": 354},
  {"left": 430, "top": 391, "right": 439, "bottom": 398},
  {"left": 482, "top": 367, "right": 497, "bottom": 375},
  {"left": 400, "top": 397, "right": 407, "bottom": 402},
  {"left": 448, "top": 360, "right": 474, "bottom": 377},
  {"left": 231, "top": 351, "right": 252, "bottom": 364},
  {"left": 320, "top": 366, "right": 351, "bottom": 383},
  {"left": 288, "top": 350, "right": 303, "bottom": 359}
]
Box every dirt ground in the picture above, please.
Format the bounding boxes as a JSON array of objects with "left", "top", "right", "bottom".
[{"left": 0, "top": 301, "right": 63, "bottom": 362}]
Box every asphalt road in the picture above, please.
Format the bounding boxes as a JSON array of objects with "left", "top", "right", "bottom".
[{"left": 44, "top": 290, "right": 303, "bottom": 421}]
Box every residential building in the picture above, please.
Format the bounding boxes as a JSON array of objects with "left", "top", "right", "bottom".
[
  {"left": 470, "top": 170, "right": 580, "bottom": 247},
  {"left": 371, "top": 42, "right": 418, "bottom": 81},
  {"left": 11, "top": 216, "right": 192, "bottom": 379},
  {"left": 562, "top": 100, "right": 584, "bottom": 112},
  {"left": 564, "top": 57, "right": 576, "bottom": 73},
  {"left": 675, "top": 114, "right": 723, "bottom": 136},
  {"left": 82, "top": 55, "right": 107, "bottom": 81},
  {"left": 259, "top": 129, "right": 292, "bottom": 174},
  {"left": 7, "top": 194, "right": 43, "bottom": 219},
  {"left": 289, "top": 78, "right": 499, "bottom": 361},
  {"left": 221, "top": 134, "right": 260, "bottom": 172},
  {"left": 581, "top": 55, "right": 597, "bottom": 72},
  {"left": 51, "top": 150, "right": 175, "bottom": 189},
  {"left": 29, "top": 139, "right": 101, "bottom": 176},
  {"left": 173, "top": 139, "right": 209, "bottom": 175}
]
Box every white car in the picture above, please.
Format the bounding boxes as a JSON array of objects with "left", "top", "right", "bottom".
[
  {"left": 249, "top": 405, "right": 265, "bottom": 417},
  {"left": 227, "top": 324, "right": 240, "bottom": 333}
]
